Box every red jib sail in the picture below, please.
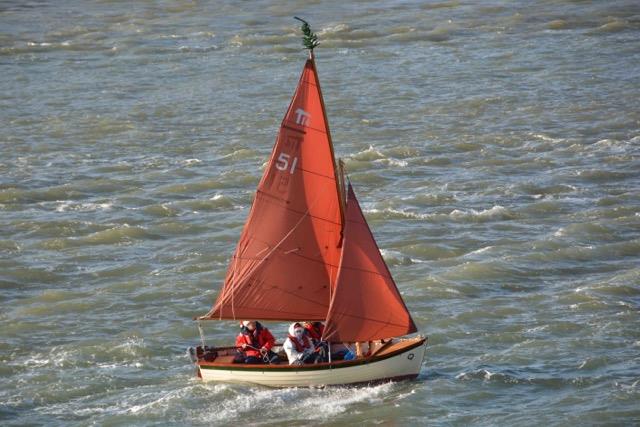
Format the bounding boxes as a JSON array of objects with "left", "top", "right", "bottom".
[
  {"left": 199, "top": 58, "right": 343, "bottom": 321},
  {"left": 322, "top": 184, "right": 418, "bottom": 342}
]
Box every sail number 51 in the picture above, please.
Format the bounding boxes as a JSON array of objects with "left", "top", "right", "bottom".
[{"left": 275, "top": 153, "right": 298, "bottom": 174}]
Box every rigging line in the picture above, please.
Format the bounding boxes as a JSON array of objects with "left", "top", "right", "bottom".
[
  {"left": 292, "top": 164, "right": 336, "bottom": 180},
  {"left": 281, "top": 124, "right": 306, "bottom": 134},
  {"left": 333, "top": 263, "right": 393, "bottom": 278},
  {"left": 220, "top": 240, "right": 255, "bottom": 320},
  {"left": 301, "top": 76, "right": 319, "bottom": 88},
  {"left": 215, "top": 189, "right": 262, "bottom": 320},
  {"left": 328, "top": 255, "right": 334, "bottom": 308},
  {"left": 216, "top": 253, "right": 241, "bottom": 321},
  {"left": 351, "top": 312, "right": 398, "bottom": 342},
  {"left": 239, "top": 234, "right": 341, "bottom": 268},
  {"left": 231, "top": 248, "right": 241, "bottom": 321},
  {"left": 282, "top": 122, "right": 328, "bottom": 136},
  {"left": 256, "top": 192, "right": 341, "bottom": 226},
  {"left": 258, "top": 151, "right": 337, "bottom": 192},
  {"left": 218, "top": 187, "right": 327, "bottom": 309},
  {"left": 260, "top": 157, "right": 338, "bottom": 183},
  {"left": 266, "top": 285, "right": 330, "bottom": 308},
  {"left": 223, "top": 201, "right": 314, "bottom": 303},
  {"left": 328, "top": 312, "right": 411, "bottom": 328},
  {"left": 215, "top": 305, "right": 327, "bottom": 319},
  {"left": 224, "top": 252, "right": 255, "bottom": 317}
]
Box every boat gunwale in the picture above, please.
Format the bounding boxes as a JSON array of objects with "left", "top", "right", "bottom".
[{"left": 198, "top": 336, "right": 426, "bottom": 371}]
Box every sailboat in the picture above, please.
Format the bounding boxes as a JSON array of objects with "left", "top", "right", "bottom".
[{"left": 189, "top": 19, "right": 426, "bottom": 387}]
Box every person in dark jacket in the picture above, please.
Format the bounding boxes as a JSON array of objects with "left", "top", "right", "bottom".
[
  {"left": 234, "top": 320, "right": 278, "bottom": 364},
  {"left": 303, "top": 321, "right": 328, "bottom": 362},
  {"left": 303, "top": 321, "right": 325, "bottom": 345}
]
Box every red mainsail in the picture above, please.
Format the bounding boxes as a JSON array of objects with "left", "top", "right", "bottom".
[
  {"left": 200, "top": 58, "right": 343, "bottom": 321},
  {"left": 322, "top": 184, "right": 418, "bottom": 342}
]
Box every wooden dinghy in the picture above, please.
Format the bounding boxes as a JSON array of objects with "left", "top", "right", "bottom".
[
  {"left": 190, "top": 19, "right": 426, "bottom": 387},
  {"left": 194, "top": 337, "right": 426, "bottom": 388}
]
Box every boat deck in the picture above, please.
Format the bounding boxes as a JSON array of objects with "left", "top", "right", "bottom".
[{"left": 196, "top": 337, "right": 426, "bottom": 370}]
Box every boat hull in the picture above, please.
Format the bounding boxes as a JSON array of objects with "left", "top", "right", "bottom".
[{"left": 197, "top": 337, "right": 426, "bottom": 387}]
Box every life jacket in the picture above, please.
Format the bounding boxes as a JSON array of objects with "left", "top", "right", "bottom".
[
  {"left": 236, "top": 322, "right": 275, "bottom": 357},
  {"left": 287, "top": 333, "right": 311, "bottom": 353}
]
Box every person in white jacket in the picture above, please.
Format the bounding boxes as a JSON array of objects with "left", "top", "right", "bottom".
[{"left": 283, "top": 322, "right": 317, "bottom": 365}]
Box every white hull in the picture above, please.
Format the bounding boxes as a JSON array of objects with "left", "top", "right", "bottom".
[{"left": 197, "top": 338, "right": 426, "bottom": 387}]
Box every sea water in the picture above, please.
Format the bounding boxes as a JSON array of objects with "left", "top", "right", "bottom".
[{"left": 1, "top": 1, "right": 639, "bottom": 425}]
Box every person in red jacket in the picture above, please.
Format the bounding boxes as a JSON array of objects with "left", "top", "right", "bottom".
[{"left": 233, "top": 320, "right": 278, "bottom": 364}]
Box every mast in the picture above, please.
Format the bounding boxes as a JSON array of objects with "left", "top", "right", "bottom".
[
  {"left": 338, "top": 159, "right": 347, "bottom": 218},
  {"left": 296, "top": 17, "right": 346, "bottom": 235},
  {"left": 308, "top": 54, "right": 346, "bottom": 241}
]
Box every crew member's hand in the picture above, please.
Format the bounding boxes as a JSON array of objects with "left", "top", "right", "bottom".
[
  {"left": 241, "top": 344, "right": 247, "bottom": 349},
  {"left": 260, "top": 347, "right": 267, "bottom": 355}
]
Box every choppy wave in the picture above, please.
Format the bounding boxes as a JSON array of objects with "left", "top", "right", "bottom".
[
  {"left": 26, "top": 379, "right": 409, "bottom": 425},
  {"left": 2, "top": 0, "right": 640, "bottom": 425},
  {"left": 442, "top": 260, "right": 528, "bottom": 281},
  {"left": 196, "top": 382, "right": 399, "bottom": 423},
  {"left": 454, "top": 368, "right": 596, "bottom": 387},
  {"left": 53, "top": 201, "right": 113, "bottom": 212},
  {"left": 364, "top": 205, "right": 515, "bottom": 223},
  {"left": 38, "top": 224, "right": 158, "bottom": 249},
  {"left": 449, "top": 205, "right": 515, "bottom": 221}
]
